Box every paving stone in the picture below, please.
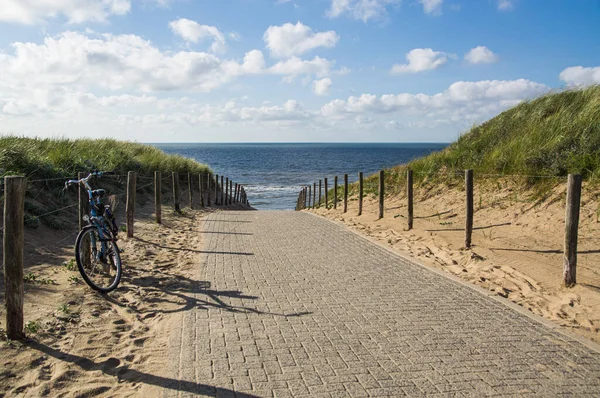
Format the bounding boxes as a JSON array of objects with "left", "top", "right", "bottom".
[{"left": 165, "top": 211, "right": 600, "bottom": 397}]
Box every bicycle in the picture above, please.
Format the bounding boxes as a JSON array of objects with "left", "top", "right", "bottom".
[{"left": 65, "top": 172, "right": 122, "bottom": 293}]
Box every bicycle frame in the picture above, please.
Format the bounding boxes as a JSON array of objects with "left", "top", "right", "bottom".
[{"left": 67, "top": 172, "right": 114, "bottom": 261}]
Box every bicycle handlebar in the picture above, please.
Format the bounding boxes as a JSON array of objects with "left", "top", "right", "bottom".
[{"left": 64, "top": 171, "right": 111, "bottom": 190}]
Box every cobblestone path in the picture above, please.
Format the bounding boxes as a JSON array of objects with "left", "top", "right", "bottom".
[{"left": 167, "top": 211, "right": 600, "bottom": 397}]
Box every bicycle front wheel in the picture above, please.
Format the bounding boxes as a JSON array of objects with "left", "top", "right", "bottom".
[{"left": 75, "top": 225, "right": 122, "bottom": 293}]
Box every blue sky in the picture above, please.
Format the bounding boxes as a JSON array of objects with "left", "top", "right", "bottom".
[{"left": 0, "top": 0, "right": 599, "bottom": 142}]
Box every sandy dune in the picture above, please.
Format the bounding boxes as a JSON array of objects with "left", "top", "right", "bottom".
[{"left": 0, "top": 202, "right": 213, "bottom": 397}]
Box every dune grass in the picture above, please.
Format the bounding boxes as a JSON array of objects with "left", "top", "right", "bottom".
[
  {"left": 324, "top": 85, "right": 600, "bottom": 202},
  {"left": 0, "top": 136, "right": 210, "bottom": 180},
  {"left": 405, "top": 85, "right": 600, "bottom": 179},
  {"left": 0, "top": 137, "right": 211, "bottom": 229},
  {"left": 313, "top": 85, "right": 600, "bottom": 206}
]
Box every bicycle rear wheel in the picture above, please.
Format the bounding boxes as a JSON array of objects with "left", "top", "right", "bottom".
[{"left": 75, "top": 225, "right": 122, "bottom": 293}]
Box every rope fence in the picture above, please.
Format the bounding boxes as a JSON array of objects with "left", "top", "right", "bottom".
[
  {"left": 296, "top": 169, "right": 587, "bottom": 290},
  {"left": 1, "top": 170, "right": 252, "bottom": 340}
]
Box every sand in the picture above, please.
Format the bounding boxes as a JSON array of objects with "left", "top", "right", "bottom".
[
  {"left": 309, "top": 178, "right": 600, "bottom": 345},
  {"left": 3, "top": 177, "right": 600, "bottom": 395},
  {"left": 0, "top": 202, "right": 213, "bottom": 397}
]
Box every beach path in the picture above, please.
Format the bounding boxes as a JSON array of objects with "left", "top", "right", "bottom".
[{"left": 165, "top": 211, "right": 600, "bottom": 397}]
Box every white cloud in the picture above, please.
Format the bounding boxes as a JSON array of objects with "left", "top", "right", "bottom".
[
  {"left": 264, "top": 22, "right": 339, "bottom": 58},
  {"left": 0, "top": 78, "right": 550, "bottom": 141},
  {"left": 559, "top": 66, "right": 600, "bottom": 86},
  {"left": 313, "top": 78, "right": 332, "bottom": 95},
  {"left": 320, "top": 79, "right": 549, "bottom": 122},
  {"left": 420, "top": 0, "right": 443, "bottom": 15},
  {"left": 268, "top": 56, "right": 334, "bottom": 79},
  {"left": 169, "top": 18, "right": 227, "bottom": 53},
  {"left": 0, "top": 32, "right": 336, "bottom": 97},
  {"left": 229, "top": 32, "right": 242, "bottom": 41},
  {"left": 464, "top": 46, "right": 499, "bottom": 64},
  {"left": 497, "top": 0, "right": 514, "bottom": 10},
  {"left": 327, "top": 0, "right": 399, "bottom": 22},
  {"left": 391, "top": 48, "right": 448, "bottom": 74},
  {"left": 385, "top": 120, "right": 402, "bottom": 130},
  {"left": 0, "top": 32, "right": 233, "bottom": 92},
  {"left": 237, "top": 50, "right": 267, "bottom": 74},
  {"left": 0, "top": 0, "right": 131, "bottom": 24}
]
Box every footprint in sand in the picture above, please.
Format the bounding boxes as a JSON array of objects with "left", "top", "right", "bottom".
[
  {"left": 38, "top": 364, "right": 52, "bottom": 381},
  {"left": 133, "top": 337, "right": 148, "bottom": 347}
]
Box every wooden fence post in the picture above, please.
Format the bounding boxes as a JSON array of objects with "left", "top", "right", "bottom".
[
  {"left": 344, "top": 174, "right": 348, "bottom": 213},
  {"left": 126, "top": 171, "right": 136, "bottom": 238},
  {"left": 318, "top": 180, "right": 322, "bottom": 208},
  {"left": 234, "top": 183, "right": 238, "bottom": 203},
  {"left": 172, "top": 172, "right": 180, "bottom": 212},
  {"left": 78, "top": 172, "right": 92, "bottom": 273},
  {"left": 304, "top": 186, "right": 308, "bottom": 208},
  {"left": 564, "top": 174, "right": 582, "bottom": 287},
  {"left": 324, "top": 178, "right": 329, "bottom": 209},
  {"left": 188, "top": 173, "right": 194, "bottom": 210},
  {"left": 221, "top": 176, "right": 224, "bottom": 206},
  {"left": 214, "top": 174, "right": 219, "bottom": 205},
  {"left": 230, "top": 180, "right": 233, "bottom": 205},
  {"left": 206, "top": 174, "right": 212, "bottom": 207},
  {"left": 199, "top": 174, "right": 204, "bottom": 207},
  {"left": 358, "top": 172, "right": 363, "bottom": 216},
  {"left": 155, "top": 171, "right": 162, "bottom": 223},
  {"left": 407, "top": 169, "right": 413, "bottom": 230},
  {"left": 3, "top": 176, "right": 26, "bottom": 340},
  {"left": 313, "top": 183, "right": 316, "bottom": 209},
  {"left": 225, "top": 177, "right": 229, "bottom": 206},
  {"left": 465, "top": 169, "right": 474, "bottom": 248},
  {"left": 378, "top": 170, "right": 384, "bottom": 219},
  {"left": 302, "top": 187, "right": 306, "bottom": 209},
  {"left": 308, "top": 185, "right": 312, "bottom": 208},
  {"left": 334, "top": 176, "right": 338, "bottom": 210}
]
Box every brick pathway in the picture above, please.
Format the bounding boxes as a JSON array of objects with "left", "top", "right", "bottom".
[{"left": 166, "top": 211, "right": 600, "bottom": 397}]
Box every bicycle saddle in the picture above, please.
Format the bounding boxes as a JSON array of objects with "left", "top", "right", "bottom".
[{"left": 92, "top": 189, "right": 106, "bottom": 198}]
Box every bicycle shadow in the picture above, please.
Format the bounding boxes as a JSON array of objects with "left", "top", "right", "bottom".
[
  {"left": 103, "top": 271, "right": 312, "bottom": 318},
  {"left": 25, "top": 340, "right": 259, "bottom": 397},
  {"left": 133, "top": 236, "right": 254, "bottom": 256}
]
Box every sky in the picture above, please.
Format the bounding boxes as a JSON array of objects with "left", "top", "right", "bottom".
[{"left": 0, "top": 0, "right": 599, "bottom": 143}]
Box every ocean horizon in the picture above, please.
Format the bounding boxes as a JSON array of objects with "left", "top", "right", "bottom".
[{"left": 152, "top": 142, "right": 448, "bottom": 210}]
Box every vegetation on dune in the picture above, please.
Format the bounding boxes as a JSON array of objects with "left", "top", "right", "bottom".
[
  {"left": 0, "top": 137, "right": 211, "bottom": 230},
  {"left": 353, "top": 86, "right": 600, "bottom": 195},
  {"left": 320, "top": 86, "right": 600, "bottom": 201},
  {"left": 0, "top": 137, "right": 210, "bottom": 180},
  {"left": 406, "top": 85, "right": 600, "bottom": 179}
]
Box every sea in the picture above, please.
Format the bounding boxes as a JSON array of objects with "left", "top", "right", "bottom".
[{"left": 153, "top": 143, "right": 447, "bottom": 210}]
